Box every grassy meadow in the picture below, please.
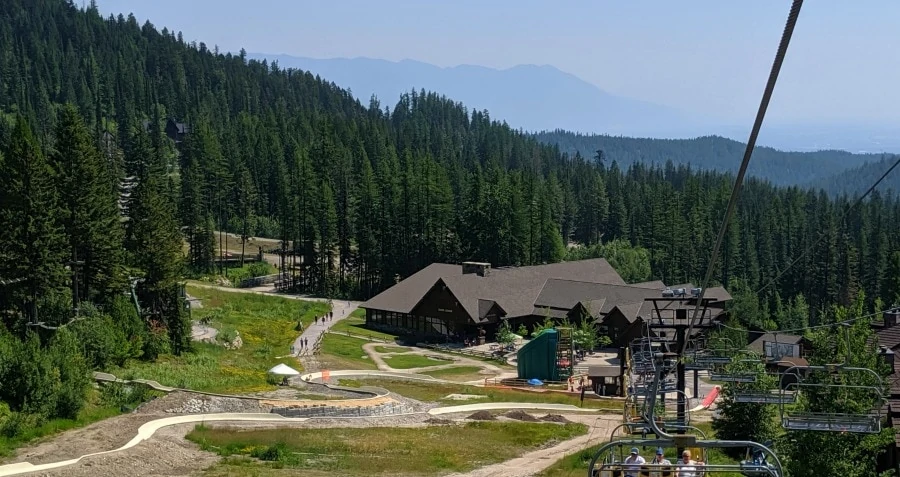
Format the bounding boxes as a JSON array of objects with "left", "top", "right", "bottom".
[
  {"left": 189, "top": 421, "right": 587, "bottom": 476},
  {"left": 319, "top": 334, "right": 378, "bottom": 370},
  {"left": 108, "top": 286, "right": 329, "bottom": 394}
]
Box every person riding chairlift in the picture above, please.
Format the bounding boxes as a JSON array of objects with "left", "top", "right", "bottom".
[{"left": 676, "top": 450, "right": 704, "bottom": 477}]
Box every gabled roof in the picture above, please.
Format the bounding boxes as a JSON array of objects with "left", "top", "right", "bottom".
[
  {"left": 440, "top": 259, "right": 625, "bottom": 320},
  {"left": 747, "top": 333, "right": 806, "bottom": 355},
  {"left": 360, "top": 263, "right": 463, "bottom": 314},
  {"left": 534, "top": 279, "right": 657, "bottom": 314},
  {"left": 477, "top": 299, "right": 505, "bottom": 322},
  {"left": 360, "top": 258, "right": 734, "bottom": 327},
  {"left": 611, "top": 302, "right": 645, "bottom": 323}
]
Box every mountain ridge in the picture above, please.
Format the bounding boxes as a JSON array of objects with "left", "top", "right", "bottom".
[
  {"left": 535, "top": 130, "right": 888, "bottom": 190},
  {"left": 248, "top": 53, "right": 707, "bottom": 137}
]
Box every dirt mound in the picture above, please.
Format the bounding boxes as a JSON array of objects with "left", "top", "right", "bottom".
[
  {"left": 467, "top": 410, "right": 496, "bottom": 420},
  {"left": 503, "top": 410, "right": 539, "bottom": 422},
  {"left": 425, "top": 417, "right": 454, "bottom": 425},
  {"left": 539, "top": 414, "right": 572, "bottom": 424}
]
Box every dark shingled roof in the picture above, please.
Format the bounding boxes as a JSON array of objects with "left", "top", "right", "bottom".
[
  {"left": 440, "top": 259, "right": 625, "bottom": 320},
  {"left": 747, "top": 333, "right": 805, "bottom": 355},
  {"left": 361, "top": 259, "right": 732, "bottom": 326},
  {"left": 360, "top": 263, "right": 462, "bottom": 314},
  {"left": 877, "top": 326, "right": 900, "bottom": 351}
]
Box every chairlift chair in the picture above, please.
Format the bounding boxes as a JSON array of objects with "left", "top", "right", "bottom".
[
  {"left": 709, "top": 352, "right": 764, "bottom": 382},
  {"left": 732, "top": 366, "right": 796, "bottom": 404},
  {"left": 733, "top": 389, "right": 797, "bottom": 404},
  {"left": 779, "top": 364, "right": 885, "bottom": 433},
  {"left": 587, "top": 439, "right": 783, "bottom": 477}
]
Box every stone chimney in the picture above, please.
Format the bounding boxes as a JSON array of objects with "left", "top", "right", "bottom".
[
  {"left": 884, "top": 309, "right": 900, "bottom": 329},
  {"left": 461, "top": 261, "right": 491, "bottom": 277}
]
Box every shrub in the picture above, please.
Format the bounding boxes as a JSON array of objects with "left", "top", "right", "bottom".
[
  {"left": 251, "top": 441, "right": 290, "bottom": 462},
  {"left": 0, "top": 412, "right": 40, "bottom": 439},
  {"left": 48, "top": 329, "right": 91, "bottom": 419},
  {"left": 69, "top": 309, "right": 132, "bottom": 369}
]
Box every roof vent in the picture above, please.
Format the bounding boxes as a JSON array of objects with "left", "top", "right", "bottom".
[{"left": 462, "top": 261, "right": 491, "bottom": 277}]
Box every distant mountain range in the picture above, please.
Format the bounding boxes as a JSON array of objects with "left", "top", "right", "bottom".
[
  {"left": 251, "top": 53, "right": 900, "bottom": 193},
  {"left": 249, "top": 53, "right": 900, "bottom": 155},
  {"left": 249, "top": 53, "right": 712, "bottom": 139}
]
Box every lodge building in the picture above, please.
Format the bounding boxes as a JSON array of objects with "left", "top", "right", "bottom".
[{"left": 360, "top": 259, "right": 733, "bottom": 346}]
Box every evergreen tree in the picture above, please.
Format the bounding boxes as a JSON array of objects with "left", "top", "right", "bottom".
[
  {"left": 780, "top": 292, "right": 894, "bottom": 477},
  {"left": 711, "top": 358, "right": 779, "bottom": 458},
  {"left": 0, "top": 116, "right": 67, "bottom": 330},
  {"left": 124, "top": 127, "right": 187, "bottom": 354},
  {"left": 51, "top": 104, "right": 124, "bottom": 302}
]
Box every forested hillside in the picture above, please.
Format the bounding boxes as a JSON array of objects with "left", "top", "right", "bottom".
[
  {"left": 535, "top": 130, "right": 888, "bottom": 189},
  {"left": 1, "top": 0, "right": 899, "bottom": 325},
  {"left": 806, "top": 155, "right": 900, "bottom": 198}
]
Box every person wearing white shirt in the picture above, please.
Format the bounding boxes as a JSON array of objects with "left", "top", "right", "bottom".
[
  {"left": 676, "top": 450, "right": 704, "bottom": 477},
  {"left": 623, "top": 447, "right": 646, "bottom": 477}
]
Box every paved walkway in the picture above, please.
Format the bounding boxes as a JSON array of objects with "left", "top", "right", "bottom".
[
  {"left": 293, "top": 299, "right": 358, "bottom": 358},
  {"left": 0, "top": 413, "right": 307, "bottom": 477}
]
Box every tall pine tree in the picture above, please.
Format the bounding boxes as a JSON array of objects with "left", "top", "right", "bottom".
[
  {"left": 51, "top": 104, "right": 124, "bottom": 303},
  {"left": 0, "top": 116, "right": 67, "bottom": 330}
]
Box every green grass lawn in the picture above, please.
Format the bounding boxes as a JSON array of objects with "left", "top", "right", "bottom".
[
  {"left": 336, "top": 379, "right": 622, "bottom": 411},
  {"left": 373, "top": 345, "right": 410, "bottom": 353},
  {"left": 188, "top": 421, "right": 587, "bottom": 476},
  {"left": 382, "top": 354, "right": 453, "bottom": 369},
  {"left": 421, "top": 365, "right": 492, "bottom": 382},
  {"left": 108, "top": 286, "right": 329, "bottom": 393},
  {"left": 319, "top": 334, "right": 378, "bottom": 370},
  {"left": 330, "top": 310, "right": 399, "bottom": 342}
]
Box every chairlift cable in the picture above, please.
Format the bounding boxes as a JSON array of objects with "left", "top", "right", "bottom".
[
  {"left": 682, "top": 0, "right": 805, "bottom": 356},
  {"left": 754, "top": 154, "right": 900, "bottom": 298}
]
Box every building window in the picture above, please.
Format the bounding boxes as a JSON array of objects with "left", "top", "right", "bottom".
[{"left": 764, "top": 342, "right": 795, "bottom": 359}]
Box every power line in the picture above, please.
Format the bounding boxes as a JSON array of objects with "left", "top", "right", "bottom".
[
  {"left": 754, "top": 154, "right": 900, "bottom": 297},
  {"left": 682, "top": 0, "right": 805, "bottom": 355}
]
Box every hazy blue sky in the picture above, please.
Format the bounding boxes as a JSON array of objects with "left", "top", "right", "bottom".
[{"left": 96, "top": 1, "right": 900, "bottom": 127}]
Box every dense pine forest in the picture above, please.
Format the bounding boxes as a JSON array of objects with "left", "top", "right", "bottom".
[
  {"left": 2, "top": 0, "right": 899, "bottom": 315},
  {"left": 0, "top": 0, "right": 898, "bottom": 470},
  {"left": 535, "top": 129, "right": 899, "bottom": 193}
]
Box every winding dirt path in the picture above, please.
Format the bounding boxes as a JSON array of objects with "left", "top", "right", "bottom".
[{"left": 294, "top": 299, "right": 358, "bottom": 357}]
